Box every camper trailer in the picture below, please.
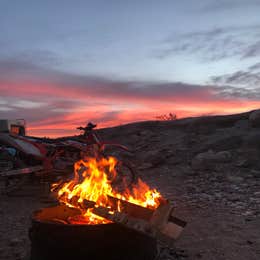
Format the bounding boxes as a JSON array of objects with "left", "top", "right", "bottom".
[{"left": 0, "top": 119, "right": 26, "bottom": 136}]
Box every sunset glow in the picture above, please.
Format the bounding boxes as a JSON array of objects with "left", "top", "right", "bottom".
[
  {"left": 1, "top": 80, "right": 260, "bottom": 137},
  {"left": 1, "top": 1, "right": 260, "bottom": 137}
]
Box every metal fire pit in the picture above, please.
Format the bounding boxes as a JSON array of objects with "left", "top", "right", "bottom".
[{"left": 29, "top": 205, "right": 158, "bottom": 260}]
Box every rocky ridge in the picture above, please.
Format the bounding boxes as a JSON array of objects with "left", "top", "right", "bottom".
[{"left": 1, "top": 109, "right": 260, "bottom": 260}]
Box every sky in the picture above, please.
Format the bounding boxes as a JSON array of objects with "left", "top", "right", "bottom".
[{"left": 1, "top": 0, "right": 260, "bottom": 137}]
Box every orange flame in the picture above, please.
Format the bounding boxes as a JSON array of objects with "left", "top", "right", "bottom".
[{"left": 53, "top": 156, "right": 162, "bottom": 224}]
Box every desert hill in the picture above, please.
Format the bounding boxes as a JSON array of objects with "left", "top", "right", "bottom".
[
  {"left": 1, "top": 109, "right": 260, "bottom": 259},
  {"left": 98, "top": 109, "right": 260, "bottom": 259}
]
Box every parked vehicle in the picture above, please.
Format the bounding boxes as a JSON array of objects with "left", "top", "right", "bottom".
[
  {"left": 0, "top": 120, "right": 137, "bottom": 193},
  {"left": 0, "top": 119, "right": 26, "bottom": 136}
]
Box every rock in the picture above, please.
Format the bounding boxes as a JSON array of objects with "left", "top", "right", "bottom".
[
  {"left": 227, "top": 175, "right": 244, "bottom": 183},
  {"left": 235, "top": 159, "right": 251, "bottom": 167},
  {"left": 236, "top": 148, "right": 260, "bottom": 169},
  {"left": 254, "top": 191, "right": 260, "bottom": 197},
  {"left": 242, "top": 210, "right": 254, "bottom": 216},
  {"left": 216, "top": 151, "right": 232, "bottom": 162},
  {"left": 233, "top": 119, "right": 249, "bottom": 129},
  {"left": 140, "top": 130, "right": 152, "bottom": 137},
  {"left": 0, "top": 247, "right": 5, "bottom": 255},
  {"left": 137, "top": 162, "right": 153, "bottom": 170},
  {"left": 251, "top": 169, "right": 260, "bottom": 177},
  {"left": 243, "top": 133, "right": 260, "bottom": 148},
  {"left": 191, "top": 150, "right": 232, "bottom": 170},
  {"left": 228, "top": 194, "right": 241, "bottom": 202},
  {"left": 9, "top": 238, "right": 22, "bottom": 247},
  {"left": 249, "top": 110, "right": 260, "bottom": 127},
  {"left": 199, "top": 135, "right": 242, "bottom": 152},
  {"left": 214, "top": 192, "right": 222, "bottom": 199},
  {"left": 142, "top": 149, "right": 171, "bottom": 167}
]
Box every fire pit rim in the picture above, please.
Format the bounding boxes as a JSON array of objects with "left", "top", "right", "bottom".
[
  {"left": 32, "top": 204, "right": 115, "bottom": 227},
  {"left": 30, "top": 205, "right": 158, "bottom": 260}
]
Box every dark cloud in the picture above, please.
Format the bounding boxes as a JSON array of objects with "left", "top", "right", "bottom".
[
  {"left": 202, "top": 0, "right": 260, "bottom": 12},
  {"left": 212, "top": 71, "right": 260, "bottom": 87},
  {"left": 212, "top": 61, "right": 260, "bottom": 89},
  {"left": 0, "top": 50, "right": 62, "bottom": 81},
  {"left": 0, "top": 53, "right": 216, "bottom": 103},
  {"left": 0, "top": 105, "right": 65, "bottom": 124},
  {"left": 1, "top": 52, "right": 260, "bottom": 104},
  {"left": 1, "top": 52, "right": 260, "bottom": 137},
  {"left": 242, "top": 40, "right": 260, "bottom": 59},
  {"left": 155, "top": 25, "right": 260, "bottom": 61},
  {"left": 248, "top": 62, "right": 260, "bottom": 71},
  {"left": 215, "top": 85, "right": 260, "bottom": 100}
]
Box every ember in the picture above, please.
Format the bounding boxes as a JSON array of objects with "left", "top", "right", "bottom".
[{"left": 52, "top": 155, "right": 162, "bottom": 225}]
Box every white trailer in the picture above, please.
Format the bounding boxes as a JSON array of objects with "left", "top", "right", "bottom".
[{"left": 0, "top": 119, "right": 26, "bottom": 136}]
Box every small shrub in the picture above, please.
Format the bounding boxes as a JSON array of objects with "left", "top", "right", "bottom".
[{"left": 155, "top": 113, "right": 177, "bottom": 121}]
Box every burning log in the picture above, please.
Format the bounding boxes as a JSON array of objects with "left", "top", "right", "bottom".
[
  {"left": 107, "top": 195, "right": 155, "bottom": 220},
  {"left": 79, "top": 195, "right": 186, "bottom": 247},
  {"left": 150, "top": 203, "right": 186, "bottom": 244}
]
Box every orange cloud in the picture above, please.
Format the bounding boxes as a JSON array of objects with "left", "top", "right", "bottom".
[
  {"left": 26, "top": 99, "right": 260, "bottom": 138},
  {"left": 1, "top": 75, "right": 260, "bottom": 137}
]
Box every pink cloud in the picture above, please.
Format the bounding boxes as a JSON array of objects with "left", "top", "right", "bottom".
[{"left": 1, "top": 64, "right": 260, "bottom": 137}]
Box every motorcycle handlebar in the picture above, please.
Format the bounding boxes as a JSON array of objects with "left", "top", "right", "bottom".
[{"left": 77, "top": 126, "right": 84, "bottom": 130}]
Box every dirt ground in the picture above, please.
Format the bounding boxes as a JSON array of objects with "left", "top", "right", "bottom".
[
  {"left": 1, "top": 114, "right": 260, "bottom": 259},
  {"left": 0, "top": 169, "right": 259, "bottom": 260}
]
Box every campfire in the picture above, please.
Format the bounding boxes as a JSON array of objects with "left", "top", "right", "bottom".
[
  {"left": 52, "top": 155, "right": 162, "bottom": 225},
  {"left": 29, "top": 154, "right": 186, "bottom": 260}
]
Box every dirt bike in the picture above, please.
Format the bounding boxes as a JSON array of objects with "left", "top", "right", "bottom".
[
  {"left": 0, "top": 122, "right": 137, "bottom": 194},
  {"left": 0, "top": 130, "right": 86, "bottom": 194},
  {"left": 75, "top": 122, "right": 137, "bottom": 189}
]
